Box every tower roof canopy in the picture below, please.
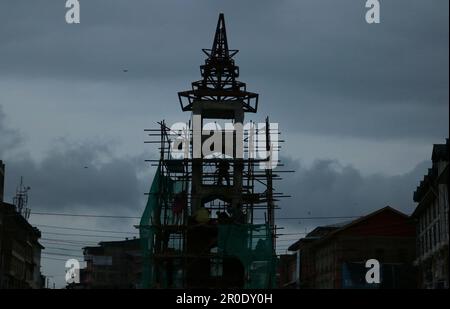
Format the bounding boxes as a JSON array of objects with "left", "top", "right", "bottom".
[{"left": 178, "top": 14, "right": 258, "bottom": 113}]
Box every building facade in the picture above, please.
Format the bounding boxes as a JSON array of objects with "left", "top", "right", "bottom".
[
  {"left": 287, "top": 206, "right": 416, "bottom": 288},
  {"left": 286, "top": 226, "right": 341, "bottom": 288},
  {"left": 412, "top": 139, "right": 449, "bottom": 289},
  {"left": 0, "top": 161, "right": 44, "bottom": 289},
  {"left": 0, "top": 161, "right": 5, "bottom": 203},
  {"left": 80, "top": 238, "right": 142, "bottom": 289},
  {"left": 278, "top": 254, "right": 297, "bottom": 288},
  {"left": 0, "top": 202, "right": 45, "bottom": 289}
]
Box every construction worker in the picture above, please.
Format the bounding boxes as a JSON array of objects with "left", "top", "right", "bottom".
[
  {"left": 227, "top": 203, "right": 246, "bottom": 224},
  {"left": 216, "top": 160, "right": 231, "bottom": 186},
  {"left": 194, "top": 206, "right": 210, "bottom": 224},
  {"left": 172, "top": 191, "right": 187, "bottom": 225}
]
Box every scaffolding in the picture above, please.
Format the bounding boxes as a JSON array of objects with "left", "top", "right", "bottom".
[{"left": 139, "top": 14, "right": 290, "bottom": 288}]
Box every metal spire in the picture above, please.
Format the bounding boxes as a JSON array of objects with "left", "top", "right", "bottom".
[{"left": 178, "top": 14, "right": 258, "bottom": 113}]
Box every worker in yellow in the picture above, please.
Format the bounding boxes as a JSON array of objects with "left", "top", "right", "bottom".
[{"left": 194, "top": 206, "right": 210, "bottom": 223}]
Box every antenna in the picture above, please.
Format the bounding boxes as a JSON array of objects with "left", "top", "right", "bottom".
[{"left": 13, "top": 176, "right": 31, "bottom": 220}]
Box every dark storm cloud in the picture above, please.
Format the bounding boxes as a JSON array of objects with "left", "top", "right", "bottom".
[
  {"left": 262, "top": 92, "right": 447, "bottom": 140},
  {"left": 0, "top": 0, "right": 446, "bottom": 212},
  {"left": 3, "top": 139, "right": 149, "bottom": 213},
  {"left": 1, "top": 0, "right": 447, "bottom": 92},
  {"left": 246, "top": 1, "right": 449, "bottom": 105},
  {"left": 0, "top": 0, "right": 219, "bottom": 80},
  {"left": 0, "top": 105, "right": 23, "bottom": 155},
  {"left": 1, "top": 101, "right": 150, "bottom": 215},
  {"left": 2, "top": 142, "right": 429, "bottom": 222},
  {"left": 276, "top": 155, "right": 430, "bottom": 232},
  {"left": 0, "top": 0, "right": 446, "bottom": 215},
  {"left": 2, "top": 1, "right": 446, "bottom": 285},
  {"left": 2, "top": 101, "right": 429, "bottom": 220},
  {"left": 0, "top": 0, "right": 447, "bottom": 140}
]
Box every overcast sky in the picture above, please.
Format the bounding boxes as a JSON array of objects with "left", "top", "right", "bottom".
[{"left": 0, "top": 0, "right": 448, "bottom": 287}]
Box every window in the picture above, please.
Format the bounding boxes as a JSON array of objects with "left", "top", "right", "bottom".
[
  {"left": 375, "top": 248, "right": 385, "bottom": 262},
  {"left": 423, "top": 235, "right": 426, "bottom": 255},
  {"left": 437, "top": 222, "right": 441, "bottom": 243},
  {"left": 398, "top": 249, "right": 408, "bottom": 263},
  {"left": 432, "top": 225, "right": 436, "bottom": 248},
  {"left": 436, "top": 224, "right": 439, "bottom": 245},
  {"left": 429, "top": 230, "right": 432, "bottom": 251}
]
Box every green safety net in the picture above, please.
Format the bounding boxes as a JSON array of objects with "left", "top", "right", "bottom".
[
  {"left": 139, "top": 165, "right": 184, "bottom": 288},
  {"left": 218, "top": 223, "right": 277, "bottom": 288},
  {"left": 140, "top": 166, "right": 276, "bottom": 289},
  {"left": 139, "top": 166, "right": 160, "bottom": 288}
]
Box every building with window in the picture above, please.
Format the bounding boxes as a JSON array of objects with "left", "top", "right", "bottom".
[
  {"left": 0, "top": 161, "right": 45, "bottom": 289},
  {"left": 412, "top": 139, "right": 449, "bottom": 289},
  {"left": 278, "top": 254, "right": 297, "bottom": 288},
  {"left": 287, "top": 206, "right": 416, "bottom": 288},
  {"left": 0, "top": 202, "right": 45, "bottom": 288},
  {"left": 79, "top": 238, "right": 142, "bottom": 289}
]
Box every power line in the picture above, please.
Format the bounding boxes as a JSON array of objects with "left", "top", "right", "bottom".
[
  {"left": 40, "top": 241, "right": 92, "bottom": 249},
  {"left": 42, "top": 231, "right": 135, "bottom": 239},
  {"left": 42, "top": 256, "right": 72, "bottom": 262},
  {"left": 277, "top": 232, "right": 309, "bottom": 236},
  {"left": 42, "top": 240, "right": 87, "bottom": 246},
  {"left": 36, "top": 224, "right": 139, "bottom": 235},
  {"left": 37, "top": 220, "right": 411, "bottom": 246},
  {"left": 258, "top": 216, "right": 361, "bottom": 220},
  {"left": 30, "top": 211, "right": 361, "bottom": 221},
  {"left": 12, "top": 212, "right": 357, "bottom": 222},
  {"left": 42, "top": 252, "right": 84, "bottom": 259},
  {"left": 43, "top": 246, "right": 83, "bottom": 252},
  {"left": 276, "top": 238, "right": 306, "bottom": 242},
  {"left": 32, "top": 212, "right": 361, "bottom": 220},
  {"left": 31, "top": 211, "right": 140, "bottom": 219},
  {"left": 41, "top": 238, "right": 98, "bottom": 245},
  {"left": 41, "top": 241, "right": 95, "bottom": 247},
  {"left": 43, "top": 254, "right": 83, "bottom": 260}
]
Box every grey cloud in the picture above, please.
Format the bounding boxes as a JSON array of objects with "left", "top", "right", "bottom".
[
  {"left": 0, "top": 105, "right": 23, "bottom": 156},
  {"left": 2, "top": 0, "right": 447, "bottom": 95},
  {"left": 1, "top": 0, "right": 447, "bottom": 141},
  {"left": 3, "top": 139, "right": 150, "bottom": 214},
  {"left": 255, "top": 89, "right": 448, "bottom": 141},
  {"left": 276, "top": 156, "right": 430, "bottom": 231},
  {"left": 2, "top": 0, "right": 446, "bottom": 286}
]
